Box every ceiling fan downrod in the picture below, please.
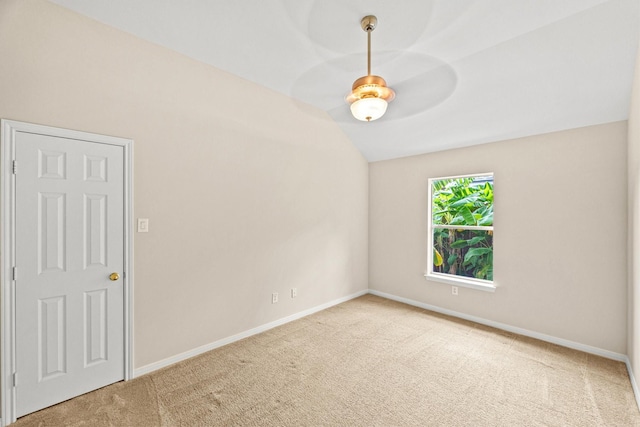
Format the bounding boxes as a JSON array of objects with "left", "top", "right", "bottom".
[{"left": 346, "top": 15, "right": 395, "bottom": 122}]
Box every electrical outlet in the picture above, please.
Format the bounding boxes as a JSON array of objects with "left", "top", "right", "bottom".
[
  {"left": 272, "top": 292, "right": 279, "bottom": 304},
  {"left": 291, "top": 288, "right": 297, "bottom": 298},
  {"left": 452, "top": 286, "right": 458, "bottom": 296}
]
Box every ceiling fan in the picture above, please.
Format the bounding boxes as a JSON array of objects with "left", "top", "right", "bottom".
[
  {"left": 345, "top": 15, "right": 396, "bottom": 122},
  {"left": 289, "top": 13, "right": 458, "bottom": 124}
]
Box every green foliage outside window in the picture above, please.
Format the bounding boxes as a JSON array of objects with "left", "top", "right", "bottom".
[{"left": 432, "top": 176, "right": 494, "bottom": 281}]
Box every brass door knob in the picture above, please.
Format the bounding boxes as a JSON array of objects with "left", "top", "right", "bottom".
[{"left": 109, "top": 272, "right": 120, "bottom": 281}]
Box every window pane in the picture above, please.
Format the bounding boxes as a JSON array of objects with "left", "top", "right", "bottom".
[
  {"left": 432, "top": 229, "right": 493, "bottom": 281},
  {"left": 432, "top": 176, "right": 493, "bottom": 226}
]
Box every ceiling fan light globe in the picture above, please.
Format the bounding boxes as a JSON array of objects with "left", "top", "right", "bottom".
[{"left": 350, "top": 97, "right": 388, "bottom": 122}]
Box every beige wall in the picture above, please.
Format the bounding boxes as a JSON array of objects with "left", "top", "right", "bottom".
[
  {"left": 0, "top": 0, "right": 634, "bottom": 373},
  {"left": 629, "top": 45, "right": 640, "bottom": 382},
  {"left": 370, "top": 122, "right": 628, "bottom": 354},
  {"left": 0, "top": 0, "right": 368, "bottom": 368}
]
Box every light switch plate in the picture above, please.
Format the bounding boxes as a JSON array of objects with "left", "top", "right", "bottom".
[{"left": 137, "top": 218, "right": 149, "bottom": 233}]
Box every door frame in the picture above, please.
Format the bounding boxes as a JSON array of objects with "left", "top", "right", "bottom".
[{"left": 0, "top": 120, "right": 134, "bottom": 425}]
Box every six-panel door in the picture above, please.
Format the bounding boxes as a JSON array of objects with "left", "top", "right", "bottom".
[{"left": 15, "top": 131, "right": 125, "bottom": 417}]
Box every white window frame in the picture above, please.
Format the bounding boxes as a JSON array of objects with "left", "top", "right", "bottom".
[{"left": 425, "top": 173, "right": 496, "bottom": 292}]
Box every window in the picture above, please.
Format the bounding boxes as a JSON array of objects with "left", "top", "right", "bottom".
[{"left": 427, "top": 173, "right": 495, "bottom": 291}]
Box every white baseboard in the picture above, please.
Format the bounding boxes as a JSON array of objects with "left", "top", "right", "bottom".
[
  {"left": 624, "top": 357, "right": 640, "bottom": 411},
  {"left": 134, "top": 289, "right": 368, "bottom": 377},
  {"left": 368, "top": 289, "right": 627, "bottom": 362}
]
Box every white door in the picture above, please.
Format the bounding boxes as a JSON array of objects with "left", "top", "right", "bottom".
[{"left": 14, "top": 130, "right": 125, "bottom": 417}]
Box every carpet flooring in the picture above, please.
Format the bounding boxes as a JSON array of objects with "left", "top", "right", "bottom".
[{"left": 14, "top": 294, "right": 640, "bottom": 426}]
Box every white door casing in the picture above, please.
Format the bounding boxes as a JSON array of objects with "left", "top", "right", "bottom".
[{"left": 1, "top": 120, "right": 133, "bottom": 425}]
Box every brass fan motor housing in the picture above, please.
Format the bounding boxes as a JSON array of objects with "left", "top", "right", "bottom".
[{"left": 347, "top": 75, "right": 396, "bottom": 104}]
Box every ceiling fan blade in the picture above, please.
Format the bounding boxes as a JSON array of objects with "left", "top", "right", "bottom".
[
  {"left": 291, "top": 51, "right": 456, "bottom": 122},
  {"left": 280, "top": 0, "right": 437, "bottom": 55},
  {"left": 326, "top": 61, "right": 457, "bottom": 123},
  {"left": 382, "top": 63, "right": 458, "bottom": 120}
]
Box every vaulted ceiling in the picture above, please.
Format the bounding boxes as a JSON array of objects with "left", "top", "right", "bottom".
[{"left": 49, "top": 0, "right": 639, "bottom": 161}]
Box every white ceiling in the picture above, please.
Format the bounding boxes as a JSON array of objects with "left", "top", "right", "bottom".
[{"left": 49, "top": 0, "right": 639, "bottom": 162}]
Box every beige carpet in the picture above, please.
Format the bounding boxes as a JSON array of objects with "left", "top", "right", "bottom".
[{"left": 15, "top": 295, "right": 640, "bottom": 426}]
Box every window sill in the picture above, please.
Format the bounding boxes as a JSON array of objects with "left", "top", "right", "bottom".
[{"left": 424, "top": 273, "right": 496, "bottom": 293}]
